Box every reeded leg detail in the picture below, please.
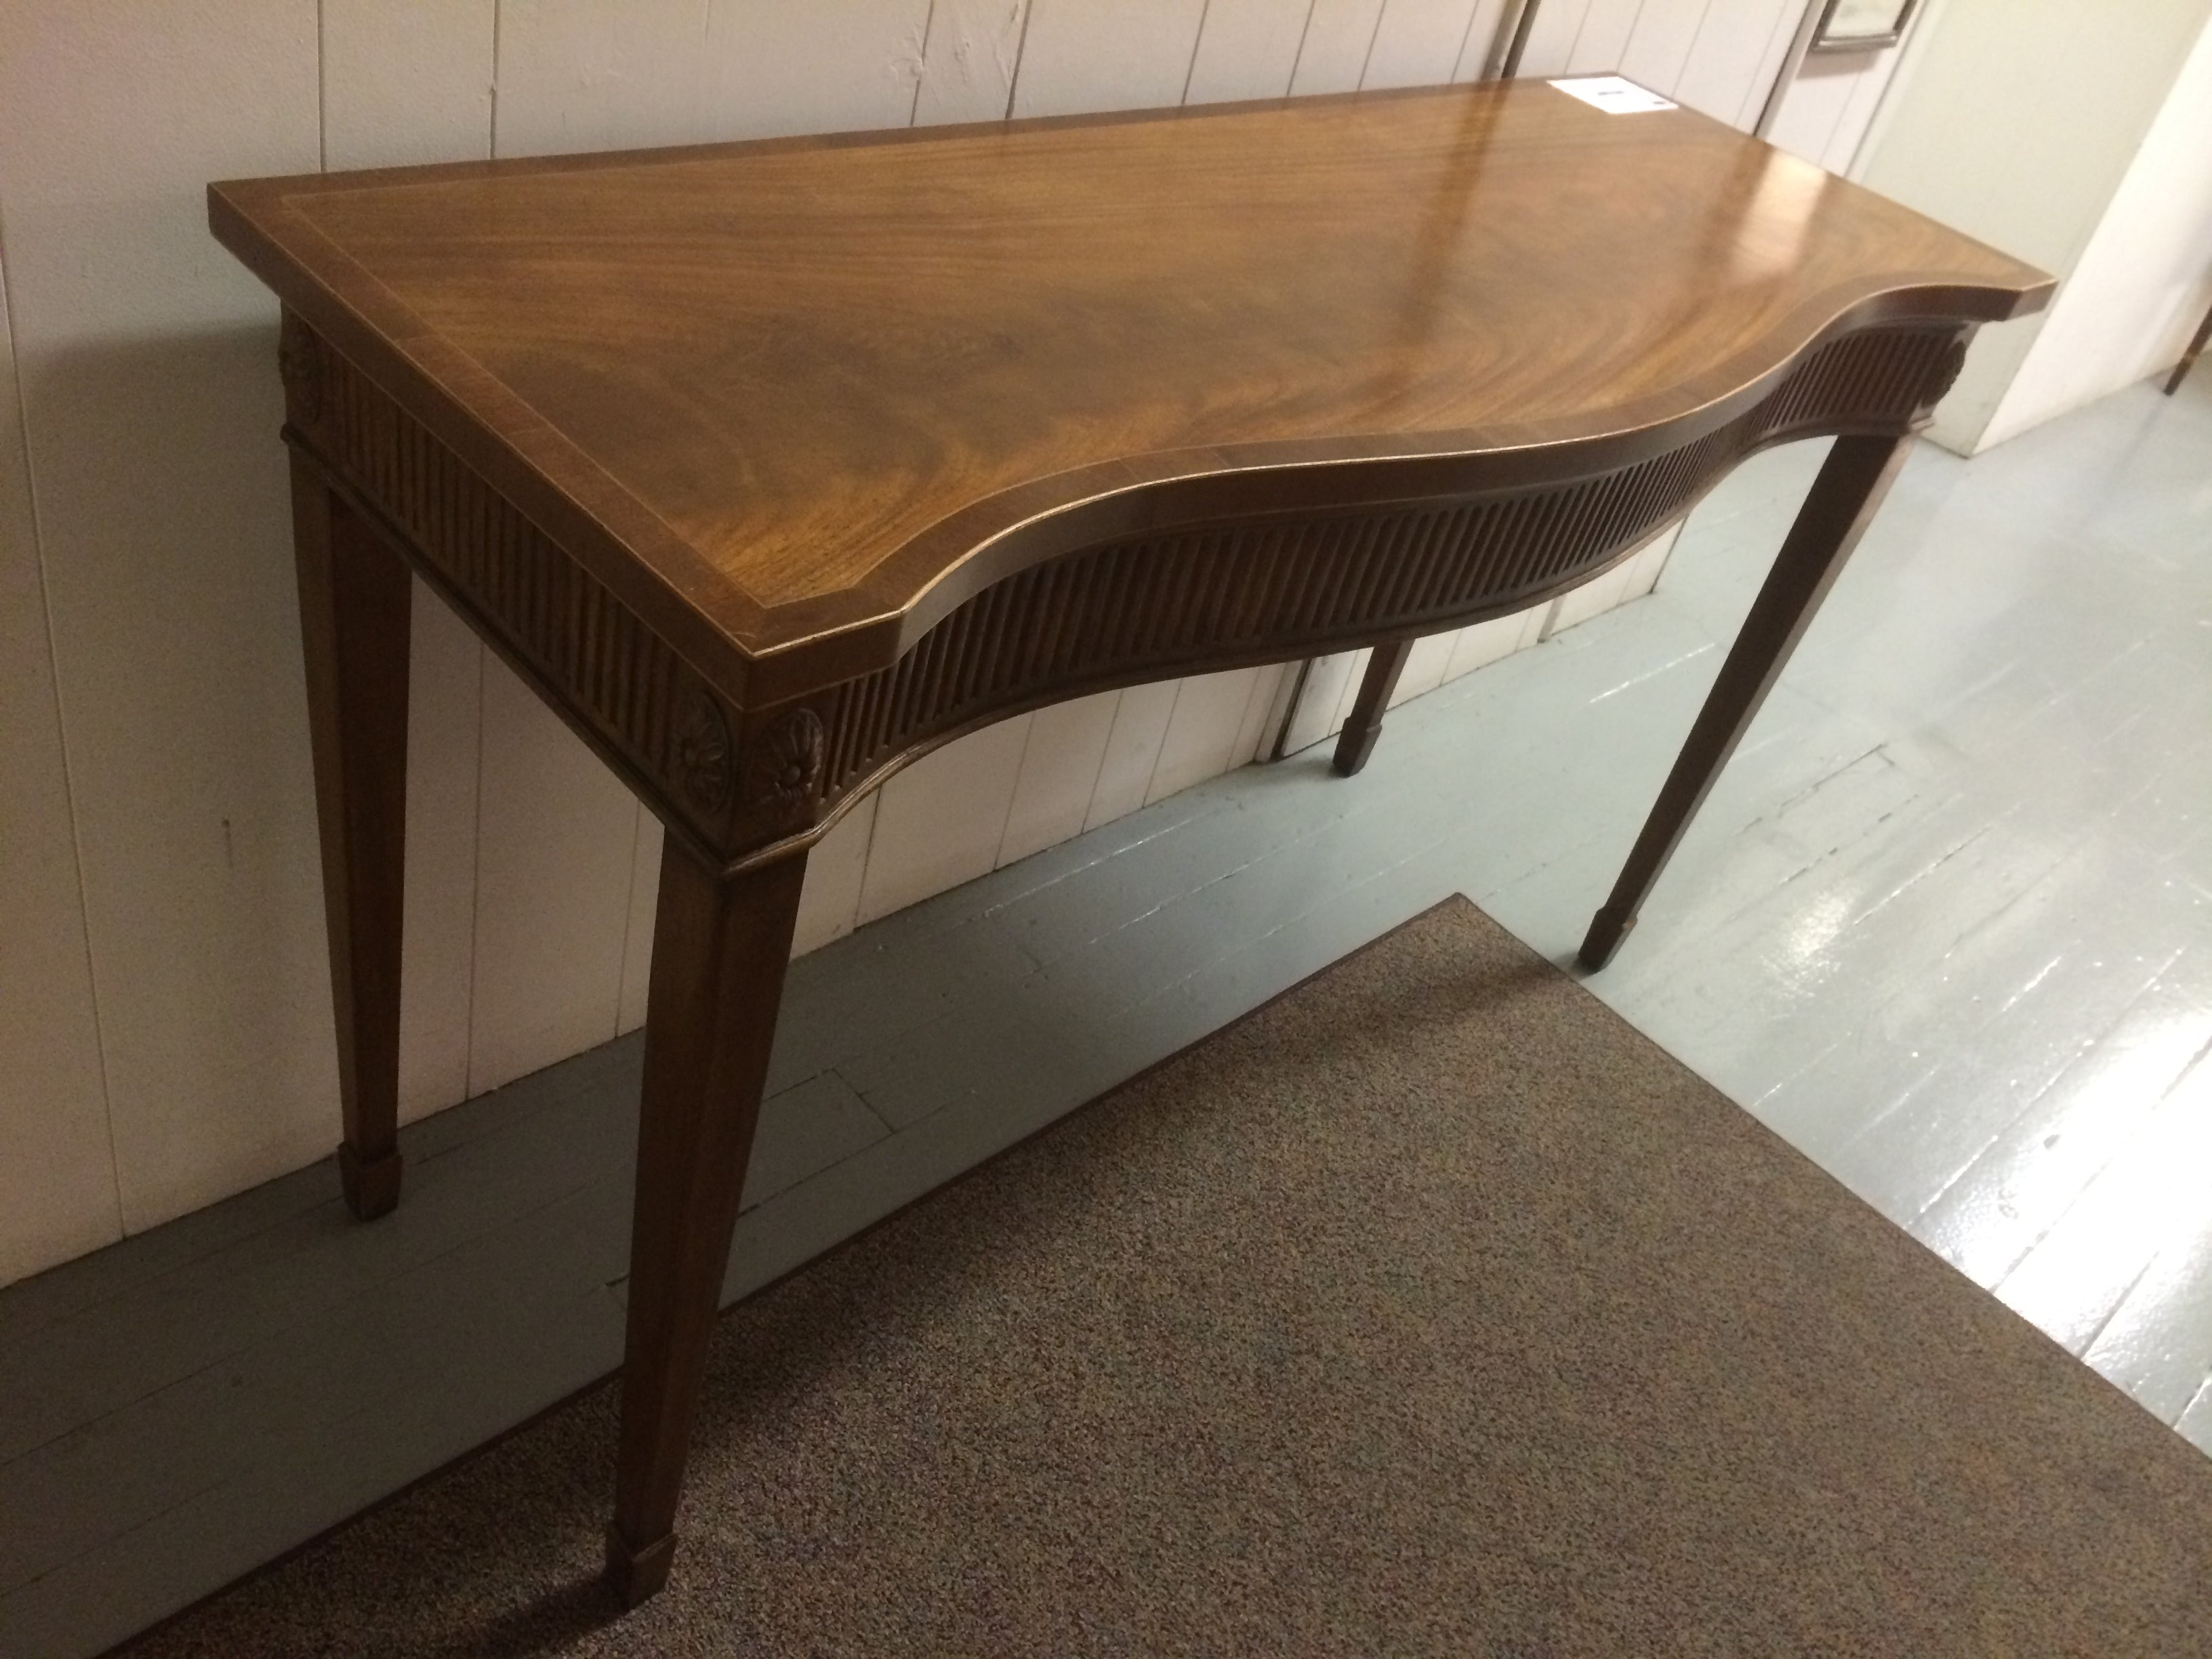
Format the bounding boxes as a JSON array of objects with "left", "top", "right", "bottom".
[
  {"left": 1332, "top": 637, "right": 1416, "bottom": 777},
  {"left": 1578, "top": 434, "right": 1913, "bottom": 970},
  {"left": 605, "top": 837, "right": 808, "bottom": 1607},
  {"left": 291, "top": 457, "right": 412, "bottom": 1219}
]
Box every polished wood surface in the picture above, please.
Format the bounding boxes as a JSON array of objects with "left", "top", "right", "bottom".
[
  {"left": 214, "top": 81, "right": 2053, "bottom": 1609},
  {"left": 212, "top": 83, "right": 2047, "bottom": 689}
]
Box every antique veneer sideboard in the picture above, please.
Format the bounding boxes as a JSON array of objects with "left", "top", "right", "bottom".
[{"left": 209, "top": 80, "right": 2051, "bottom": 1603}]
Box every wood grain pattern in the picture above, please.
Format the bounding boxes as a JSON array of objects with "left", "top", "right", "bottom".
[{"left": 212, "top": 82, "right": 2049, "bottom": 697}]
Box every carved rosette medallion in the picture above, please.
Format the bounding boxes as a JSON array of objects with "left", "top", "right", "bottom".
[
  {"left": 672, "top": 685, "right": 735, "bottom": 817},
  {"left": 745, "top": 706, "right": 827, "bottom": 821},
  {"left": 278, "top": 312, "right": 327, "bottom": 426}
]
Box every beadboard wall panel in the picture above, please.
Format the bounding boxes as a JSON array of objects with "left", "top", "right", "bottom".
[
  {"left": 1148, "top": 668, "right": 1280, "bottom": 805},
  {"left": 1555, "top": 0, "right": 1648, "bottom": 77},
  {"left": 1291, "top": 0, "right": 1392, "bottom": 94},
  {"left": 1000, "top": 693, "right": 1123, "bottom": 866},
  {"left": 617, "top": 813, "right": 664, "bottom": 1036},
  {"left": 1514, "top": 0, "right": 1602, "bottom": 76},
  {"left": 914, "top": 0, "right": 1033, "bottom": 124},
  {"left": 697, "top": 0, "right": 938, "bottom": 139},
  {"left": 394, "top": 596, "right": 485, "bottom": 1120},
  {"left": 0, "top": 0, "right": 333, "bottom": 1238},
  {"left": 1364, "top": 0, "right": 1490, "bottom": 89},
  {"left": 791, "top": 792, "right": 880, "bottom": 956},
  {"left": 1672, "top": 0, "right": 1801, "bottom": 129},
  {"left": 1010, "top": 0, "right": 1212, "bottom": 117},
  {"left": 1187, "top": 0, "right": 1315, "bottom": 103},
  {"left": 464, "top": 663, "right": 643, "bottom": 1095},
  {"left": 1765, "top": 47, "right": 1896, "bottom": 173},
  {"left": 0, "top": 231, "right": 117, "bottom": 1284},
  {"left": 859, "top": 715, "right": 1037, "bottom": 926}
]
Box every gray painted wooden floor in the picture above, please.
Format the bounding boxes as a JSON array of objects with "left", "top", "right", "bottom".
[{"left": 6, "top": 373, "right": 2211, "bottom": 1656}]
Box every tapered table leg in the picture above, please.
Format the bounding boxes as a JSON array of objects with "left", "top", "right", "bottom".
[
  {"left": 291, "top": 456, "right": 411, "bottom": 1220},
  {"left": 1332, "top": 637, "right": 1415, "bottom": 777},
  {"left": 1578, "top": 433, "right": 1913, "bottom": 970},
  {"left": 605, "top": 836, "right": 808, "bottom": 1607}
]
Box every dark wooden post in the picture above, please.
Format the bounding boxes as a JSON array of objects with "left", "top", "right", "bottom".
[
  {"left": 605, "top": 836, "right": 808, "bottom": 1606},
  {"left": 1578, "top": 432, "right": 1913, "bottom": 970},
  {"left": 1332, "top": 638, "right": 1416, "bottom": 777},
  {"left": 291, "top": 455, "right": 411, "bottom": 1220},
  {"left": 2165, "top": 298, "right": 2212, "bottom": 395}
]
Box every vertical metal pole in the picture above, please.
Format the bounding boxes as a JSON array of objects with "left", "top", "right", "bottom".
[
  {"left": 1498, "top": 0, "right": 1544, "bottom": 80},
  {"left": 1755, "top": 1, "right": 1830, "bottom": 138}
]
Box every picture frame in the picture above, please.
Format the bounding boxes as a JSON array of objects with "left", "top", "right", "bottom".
[{"left": 1807, "top": 0, "right": 1920, "bottom": 53}]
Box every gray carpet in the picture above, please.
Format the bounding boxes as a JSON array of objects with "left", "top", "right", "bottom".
[{"left": 121, "top": 896, "right": 2212, "bottom": 1656}]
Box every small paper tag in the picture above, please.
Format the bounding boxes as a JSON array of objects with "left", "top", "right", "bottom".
[{"left": 1549, "top": 76, "right": 1677, "bottom": 115}]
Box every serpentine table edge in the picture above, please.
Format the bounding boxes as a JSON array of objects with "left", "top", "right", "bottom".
[{"left": 207, "top": 80, "right": 2053, "bottom": 1607}]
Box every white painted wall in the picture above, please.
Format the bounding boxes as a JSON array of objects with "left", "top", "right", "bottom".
[
  {"left": 1, "top": 0, "right": 333, "bottom": 1266},
  {"left": 1513, "top": 0, "right": 1915, "bottom": 180},
  {"left": 0, "top": 218, "right": 115, "bottom": 1275},
  {"left": 1982, "top": 14, "right": 2212, "bottom": 446},
  {"left": 1765, "top": 42, "right": 1901, "bottom": 175},
  {"left": 1854, "top": 0, "right": 2212, "bottom": 453}
]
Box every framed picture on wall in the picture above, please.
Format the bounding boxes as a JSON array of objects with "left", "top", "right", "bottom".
[{"left": 1808, "top": 0, "right": 1919, "bottom": 52}]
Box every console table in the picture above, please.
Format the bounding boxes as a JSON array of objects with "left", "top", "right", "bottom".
[{"left": 209, "top": 80, "right": 2050, "bottom": 1604}]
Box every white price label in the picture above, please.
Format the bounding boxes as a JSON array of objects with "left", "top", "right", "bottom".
[{"left": 1549, "top": 76, "right": 1677, "bottom": 115}]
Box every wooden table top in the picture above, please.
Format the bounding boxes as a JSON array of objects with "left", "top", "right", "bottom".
[{"left": 211, "top": 81, "right": 2049, "bottom": 686}]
